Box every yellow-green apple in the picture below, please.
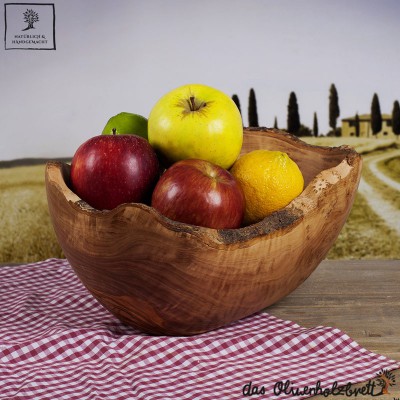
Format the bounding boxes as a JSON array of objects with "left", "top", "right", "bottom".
[
  {"left": 70, "top": 134, "right": 159, "bottom": 210},
  {"left": 151, "top": 159, "right": 245, "bottom": 229},
  {"left": 148, "top": 84, "right": 243, "bottom": 169},
  {"left": 102, "top": 112, "right": 148, "bottom": 139}
]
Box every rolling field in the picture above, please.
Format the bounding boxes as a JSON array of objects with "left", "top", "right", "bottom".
[
  {"left": 0, "top": 164, "right": 64, "bottom": 263},
  {"left": 302, "top": 136, "right": 398, "bottom": 154},
  {"left": 1, "top": 137, "right": 399, "bottom": 263}
]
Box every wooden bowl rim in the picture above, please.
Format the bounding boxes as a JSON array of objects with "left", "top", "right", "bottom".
[{"left": 45, "top": 128, "right": 362, "bottom": 247}]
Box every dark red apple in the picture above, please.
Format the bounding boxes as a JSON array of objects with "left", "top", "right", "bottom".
[
  {"left": 151, "top": 159, "right": 245, "bottom": 229},
  {"left": 70, "top": 133, "right": 159, "bottom": 210}
]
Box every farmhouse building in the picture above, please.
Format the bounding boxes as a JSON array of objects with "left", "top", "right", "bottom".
[{"left": 341, "top": 114, "right": 395, "bottom": 138}]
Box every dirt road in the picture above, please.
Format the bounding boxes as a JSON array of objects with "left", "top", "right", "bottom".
[{"left": 358, "top": 149, "right": 400, "bottom": 236}]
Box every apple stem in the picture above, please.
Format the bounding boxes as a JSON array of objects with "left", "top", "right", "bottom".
[
  {"left": 112, "top": 128, "right": 117, "bottom": 135},
  {"left": 189, "top": 96, "right": 196, "bottom": 111},
  {"left": 187, "top": 96, "right": 207, "bottom": 112}
]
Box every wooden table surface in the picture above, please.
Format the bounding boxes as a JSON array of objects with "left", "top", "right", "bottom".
[
  {"left": 268, "top": 259, "right": 400, "bottom": 399},
  {"left": 2, "top": 259, "right": 399, "bottom": 398}
]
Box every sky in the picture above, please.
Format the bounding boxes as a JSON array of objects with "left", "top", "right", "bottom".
[{"left": 1, "top": 0, "right": 400, "bottom": 160}]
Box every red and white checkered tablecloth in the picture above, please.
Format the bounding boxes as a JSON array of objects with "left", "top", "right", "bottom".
[{"left": 0, "top": 259, "right": 399, "bottom": 399}]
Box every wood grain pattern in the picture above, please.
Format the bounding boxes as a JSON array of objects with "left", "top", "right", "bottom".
[
  {"left": 269, "top": 259, "right": 400, "bottom": 399},
  {"left": 45, "top": 128, "right": 362, "bottom": 335},
  {"left": 2, "top": 260, "right": 397, "bottom": 396}
]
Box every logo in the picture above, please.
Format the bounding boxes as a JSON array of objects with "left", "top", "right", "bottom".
[
  {"left": 243, "top": 368, "right": 398, "bottom": 397},
  {"left": 376, "top": 368, "right": 396, "bottom": 394},
  {"left": 4, "top": 3, "right": 56, "bottom": 50},
  {"left": 22, "top": 8, "right": 39, "bottom": 31}
]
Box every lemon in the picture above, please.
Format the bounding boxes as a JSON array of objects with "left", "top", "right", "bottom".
[
  {"left": 102, "top": 112, "right": 148, "bottom": 139},
  {"left": 230, "top": 150, "right": 304, "bottom": 225}
]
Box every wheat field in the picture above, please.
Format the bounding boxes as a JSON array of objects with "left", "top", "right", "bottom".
[
  {"left": 0, "top": 164, "right": 64, "bottom": 263},
  {"left": 302, "top": 136, "right": 398, "bottom": 153},
  {"left": 1, "top": 137, "right": 399, "bottom": 263}
]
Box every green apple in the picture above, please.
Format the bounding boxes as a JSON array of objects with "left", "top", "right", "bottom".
[
  {"left": 102, "top": 112, "right": 148, "bottom": 139},
  {"left": 148, "top": 84, "right": 243, "bottom": 169}
]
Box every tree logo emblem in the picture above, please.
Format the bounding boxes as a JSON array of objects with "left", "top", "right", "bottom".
[
  {"left": 4, "top": 3, "right": 56, "bottom": 50},
  {"left": 22, "top": 9, "right": 39, "bottom": 31},
  {"left": 376, "top": 368, "right": 396, "bottom": 394}
]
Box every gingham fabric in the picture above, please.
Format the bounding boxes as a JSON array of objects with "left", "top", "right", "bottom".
[{"left": 0, "top": 259, "right": 398, "bottom": 399}]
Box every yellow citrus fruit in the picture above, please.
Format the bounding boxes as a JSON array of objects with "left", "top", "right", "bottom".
[{"left": 230, "top": 150, "right": 304, "bottom": 225}]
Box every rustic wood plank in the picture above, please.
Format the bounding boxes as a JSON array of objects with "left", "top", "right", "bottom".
[
  {"left": 2, "top": 259, "right": 399, "bottom": 397},
  {"left": 268, "top": 259, "right": 400, "bottom": 399},
  {"left": 269, "top": 259, "right": 400, "bottom": 356}
]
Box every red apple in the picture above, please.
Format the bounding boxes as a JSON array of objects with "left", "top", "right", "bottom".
[
  {"left": 70, "top": 133, "right": 159, "bottom": 210},
  {"left": 151, "top": 159, "right": 245, "bottom": 229}
]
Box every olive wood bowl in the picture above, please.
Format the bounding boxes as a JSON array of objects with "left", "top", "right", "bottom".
[{"left": 45, "top": 128, "right": 362, "bottom": 336}]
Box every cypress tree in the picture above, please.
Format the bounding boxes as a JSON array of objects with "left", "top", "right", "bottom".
[
  {"left": 287, "top": 92, "right": 300, "bottom": 135},
  {"left": 232, "top": 94, "right": 241, "bottom": 115},
  {"left": 329, "top": 84, "right": 340, "bottom": 136},
  {"left": 312, "top": 112, "right": 319, "bottom": 137},
  {"left": 355, "top": 113, "right": 360, "bottom": 137},
  {"left": 273, "top": 116, "right": 278, "bottom": 129},
  {"left": 248, "top": 88, "right": 259, "bottom": 127},
  {"left": 371, "top": 93, "right": 382, "bottom": 136},
  {"left": 392, "top": 100, "right": 400, "bottom": 139}
]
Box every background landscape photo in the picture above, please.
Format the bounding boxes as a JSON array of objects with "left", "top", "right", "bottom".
[{"left": 1, "top": 0, "right": 399, "bottom": 262}]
